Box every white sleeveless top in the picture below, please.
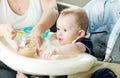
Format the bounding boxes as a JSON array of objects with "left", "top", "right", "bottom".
[{"left": 0, "top": 0, "right": 42, "bottom": 29}]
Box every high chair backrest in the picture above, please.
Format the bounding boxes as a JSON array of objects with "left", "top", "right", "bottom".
[
  {"left": 104, "top": 18, "right": 120, "bottom": 63},
  {"left": 84, "top": 0, "right": 120, "bottom": 61}
]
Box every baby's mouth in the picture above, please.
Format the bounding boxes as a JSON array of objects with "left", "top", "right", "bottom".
[{"left": 58, "top": 38, "right": 63, "bottom": 42}]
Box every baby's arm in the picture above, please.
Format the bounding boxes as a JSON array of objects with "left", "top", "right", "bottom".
[
  {"left": 55, "top": 43, "right": 86, "bottom": 56},
  {"left": 41, "top": 43, "right": 86, "bottom": 59}
]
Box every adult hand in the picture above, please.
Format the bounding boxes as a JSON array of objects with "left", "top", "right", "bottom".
[
  {"left": 30, "top": 26, "right": 44, "bottom": 56},
  {"left": 3, "top": 24, "right": 18, "bottom": 51}
]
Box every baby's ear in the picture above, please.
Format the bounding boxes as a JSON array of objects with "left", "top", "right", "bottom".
[{"left": 78, "top": 30, "right": 85, "bottom": 37}]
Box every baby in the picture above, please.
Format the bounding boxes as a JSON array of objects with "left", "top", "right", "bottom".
[
  {"left": 41, "top": 7, "right": 92, "bottom": 59},
  {"left": 16, "top": 7, "right": 93, "bottom": 78}
]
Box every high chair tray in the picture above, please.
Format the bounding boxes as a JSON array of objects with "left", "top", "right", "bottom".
[{"left": 0, "top": 37, "right": 96, "bottom": 75}]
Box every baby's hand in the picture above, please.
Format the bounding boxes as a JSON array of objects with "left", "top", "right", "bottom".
[{"left": 41, "top": 49, "right": 56, "bottom": 59}]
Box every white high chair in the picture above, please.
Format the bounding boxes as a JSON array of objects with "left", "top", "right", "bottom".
[{"left": 0, "top": 33, "right": 97, "bottom": 78}]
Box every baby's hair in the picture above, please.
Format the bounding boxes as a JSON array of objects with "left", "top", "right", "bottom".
[{"left": 60, "top": 7, "right": 89, "bottom": 33}]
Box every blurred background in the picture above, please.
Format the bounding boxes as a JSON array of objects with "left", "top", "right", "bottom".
[{"left": 57, "top": 0, "right": 91, "bottom": 7}]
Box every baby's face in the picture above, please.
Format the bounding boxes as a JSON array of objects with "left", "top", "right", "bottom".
[{"left": 56, "top": 15, "right": 80, "bottom": 45}]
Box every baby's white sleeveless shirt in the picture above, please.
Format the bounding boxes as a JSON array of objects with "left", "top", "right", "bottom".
[{"left": 0, "top": 0, "right": 42, "bottom": 29}]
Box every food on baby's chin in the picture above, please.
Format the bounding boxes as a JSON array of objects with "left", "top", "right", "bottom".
[{"left": 18, "top": 44, "right": 36, "bottom": 58}]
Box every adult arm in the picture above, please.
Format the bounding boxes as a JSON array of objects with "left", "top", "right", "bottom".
[
  {"left": 31, "top": 0, "right": 59, "bottom": 51},
  {"left": 36, "top": 0, "right": 58, "bottom": 34},
  {"left": 0, "top": 24, "right": 18, "bottom": 51}
]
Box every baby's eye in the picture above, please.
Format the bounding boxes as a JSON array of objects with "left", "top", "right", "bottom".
[
  {"left": 64, "top": 29, "right": 67, "bottom": 32},
  {"left": 57, "top": 28, "right": 60, "bottom": 31}
]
